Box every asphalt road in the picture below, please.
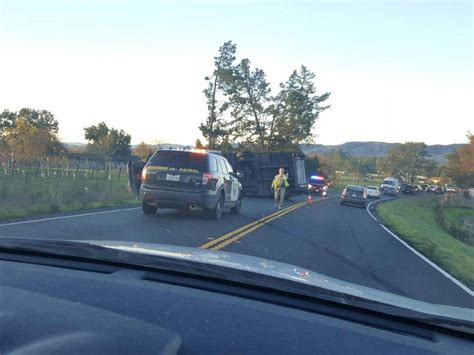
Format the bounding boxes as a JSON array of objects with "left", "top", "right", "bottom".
[{"left": 0, "top": 193, "right": 472, "bottom": 308}]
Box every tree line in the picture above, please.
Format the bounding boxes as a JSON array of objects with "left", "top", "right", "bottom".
[
  {"left": 309, "top": 137, "right": 473, "bottom": 188},
  {"left": 0, "top": 109, "right": 134, "bottom": 163}
]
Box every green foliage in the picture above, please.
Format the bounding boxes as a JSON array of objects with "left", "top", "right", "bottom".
[
  {"left": 1, "top": 109, "right": 65, "bottom": 162},
  {"left": 0, "top": 109, "right": 17, "bottom": 133},
  {"left": 377, "top": 142, "right": 430, "bottom": 182},
  {"left": 305, "top": 155, "right": 319, "bottom": 175},
  {"left": 134, "top": 142, "right": 154, "bottom": 160},
  {"left": 194, "top": 138, "right": 205, "bottom": 149},
  {"left": 377, "top": 196, "right": 474, "bottom": 288},
  {"left": 436, "top": 194, "right": 474, "bottom": 246},
  {"left": 199, "top": 42, "right": 330, "bottom": 152},
  {"left": 270, "top": 66, "right": 330, "bottom": 150},
  {"left": 200, "top": 41, "right": 237, "bottom": 149},
  {"left": 84, "top": 122, "right": 132, "bottom": 161},
  {"left": 444, "top": 133, "right": 474, "bottom": 188}
]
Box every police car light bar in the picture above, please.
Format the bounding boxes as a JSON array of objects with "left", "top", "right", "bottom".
[{"left": 310, "top": 175, "right": 325, "bottom": 180}]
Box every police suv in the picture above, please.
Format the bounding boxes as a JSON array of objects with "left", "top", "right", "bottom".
[{"left": 140, "top": 150, "right": 242, "bottom": 220}]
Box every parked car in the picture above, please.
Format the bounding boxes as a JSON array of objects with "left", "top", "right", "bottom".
[
  {"left": 340, "top": 185, "right": 368, "bottom": 208},
  {"left": 434, "top": 186, "right": 445, "bottom": 194},
  {"left": 446, "top": 186, "right": 459, "bottom": 193},
  {"left": 400, "top": 184, "right": 417, "bottom": 195},
  {"left": 366, "top": 186, "right": 381, "bottom": 199},
  {"left": 140, "top": 149, "right": 242, "bottom": 220},
  {"left": 419, "top": 184, "right": 430, "bottom": 192}
]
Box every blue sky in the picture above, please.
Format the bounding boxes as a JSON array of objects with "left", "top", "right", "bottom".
[{"left": 0, "top": 0, "right": 472, "bottom": 145}]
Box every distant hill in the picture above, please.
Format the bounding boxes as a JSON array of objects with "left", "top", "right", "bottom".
[
  {"left": 64, "top": 141, "right": 463, "bottom": 164},
  {"left": 300, "top": 141, "right": 464, "bottom": 163}
]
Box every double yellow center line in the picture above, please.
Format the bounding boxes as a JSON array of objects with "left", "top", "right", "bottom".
[{"left": 200, "top": 201, "right": 306, "bottom": 251}]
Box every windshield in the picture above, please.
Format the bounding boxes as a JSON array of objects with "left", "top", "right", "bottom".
[
  {"left": 148, "top": 151, "right": 210, "bottom": 172},
  {"left": 0, "top": 0, "right": 472, "bottom": 328}
]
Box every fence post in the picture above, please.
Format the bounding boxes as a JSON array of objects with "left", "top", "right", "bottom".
[
  {"left": 35, "top": 162, "right": 40, "bottom": 177},
  {"left": 105, "top": 162, "right": 110, "bottom": 180},
  {"left": 72, "top": 165, "right": 79, "bottom": 192},
  {"left": 24, "top": 173, "right": 29, "bottom": 191}
]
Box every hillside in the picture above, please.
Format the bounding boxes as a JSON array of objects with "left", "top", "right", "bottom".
[
  {"left": 300, "top": 142, "right": 463, "bottom": 163},
  {"left": 64, "top": 141, "right": 463, "bottom": 164}
]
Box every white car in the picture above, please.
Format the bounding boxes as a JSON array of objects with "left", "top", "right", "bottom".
[{"left": 366, "top": 186, "right": 381, "bottom": 199}]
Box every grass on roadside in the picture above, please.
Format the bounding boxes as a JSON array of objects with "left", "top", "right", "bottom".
[
  {"left": 0, "top": 173, "right": 139, "bottom": 220},
  {"left": 376, "top": 196, "right": 474, "bottom": 289}
]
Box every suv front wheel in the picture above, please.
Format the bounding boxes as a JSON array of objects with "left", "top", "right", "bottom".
[{"left": 230, "top": 195, "right": 242, "bottom": 215}]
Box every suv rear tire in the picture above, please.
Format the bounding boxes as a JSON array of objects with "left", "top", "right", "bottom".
[
  {"left": 142, "top": 201, "right": 158, "bottom": 215},
  {"left": 230, "top": 196, "right": 242, "bottom": 215},
  {"left": 208, "top": 193, "right": 224, "bottom": 220}
]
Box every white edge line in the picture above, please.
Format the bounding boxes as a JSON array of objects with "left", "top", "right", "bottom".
[
  {"left": 366, "top": 199, "right": 474, "bottom": 296},
  {"left": 0, "top": 207, "right": 141, "bottom": 227}
]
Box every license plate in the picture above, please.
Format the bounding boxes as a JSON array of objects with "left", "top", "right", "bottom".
[
  {"left": 166, "top": 174, "right": 180, "bottom": 182},
  {"left": 352, "top": 194, "right": 357, "bottom": 197}
]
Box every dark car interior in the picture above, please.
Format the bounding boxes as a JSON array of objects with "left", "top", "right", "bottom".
[{"left": 1, "top": 244, "right": 472, "bottom": 354}]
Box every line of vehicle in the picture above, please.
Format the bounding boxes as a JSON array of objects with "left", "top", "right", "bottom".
[
  {"left": 0, "top": 207, "right": 142, "bottom": 227},
  {"left": 200, "top": 201, "right": 306, "bottom": 250},
  {"left": 210, "top": 202, "right": 306, "bottom": 251},
  {"left": 366, "top": 199, "right": 474, "bottom": 296}
]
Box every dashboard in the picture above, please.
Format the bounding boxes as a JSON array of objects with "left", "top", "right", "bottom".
[{"left": 0, "top": 251, "right": 472, "bottom": 354}]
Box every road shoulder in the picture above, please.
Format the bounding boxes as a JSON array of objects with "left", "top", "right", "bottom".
[{"left": 366, "top": 197, "right": 474, "bottom": 296}]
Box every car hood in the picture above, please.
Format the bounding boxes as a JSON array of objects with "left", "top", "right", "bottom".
[{"left": 85, "top": 240, "right": 473, "bottom": 329}]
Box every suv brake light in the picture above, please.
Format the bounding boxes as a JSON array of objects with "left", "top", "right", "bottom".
[
  {"left": 363, "top": 190, "right": 368, "bottom": 198},
  {"left": 141, "top": 167, "right": 147, "bottom": 181},
  {"left": 202, "top": 172, "right": 213, "bottom": 185},
  {"left": 342, "top": 188, "right": 347, "bottom": 196}
]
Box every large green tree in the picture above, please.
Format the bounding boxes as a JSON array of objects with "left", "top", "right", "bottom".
[
  {"left": 199, "top": 41, "right": 236, "bottom": 149},
  {"left": 199, "top": 42, "right": 331, "bottom": 152},
  {"left": 227, "top": 58, "right": 272, "bottom": 150},
  {"left": 377, "top": 142, "right": 431, "bottom": 182},
  {"left": 269, "top": 66, "right": 330, "bottom": 150},
  {"left": 3, "top": 118, "right": 64, "bottom": 161},
  {"left": 444, "top": 133, "right": 474, "bottom": 187},
  {"left": 84, "top": 122, "right": 131, "bottom": 160},
  {"left": 1, "top": 108, "right": 63, "bottom": 161}
]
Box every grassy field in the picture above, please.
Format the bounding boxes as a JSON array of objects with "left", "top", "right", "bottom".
[
  {"left": 329, "top": 175, "right": 383, "bottom": 192},
  {"left": 376, "top": 196, "right": 474, "bottom": 289},
  {"left": 0, "top": 170, "right": 139, "bottom": 220}
]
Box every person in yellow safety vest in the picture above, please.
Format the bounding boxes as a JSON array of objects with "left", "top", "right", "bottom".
[{"left": 271, "top": 168, "right": 290, "bottom": 210}]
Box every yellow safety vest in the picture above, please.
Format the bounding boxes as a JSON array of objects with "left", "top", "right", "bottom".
[{"left": 272, "top": 175, "right": 289, "bottom": 189}]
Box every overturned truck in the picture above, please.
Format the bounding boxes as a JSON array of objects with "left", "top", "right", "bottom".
[{"left": 222, "top": 151, "right": 307, "bottom": 197}]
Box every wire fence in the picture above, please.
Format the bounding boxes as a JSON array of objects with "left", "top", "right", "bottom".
[{"left": 0, "top": 159, "right": 135, "bottom": 219}]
